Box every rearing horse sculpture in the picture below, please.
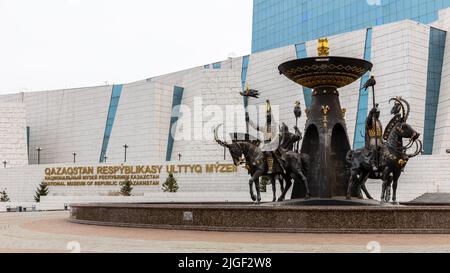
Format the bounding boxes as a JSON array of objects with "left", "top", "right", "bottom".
[{"left": 214, "top": 124, "right": 310, "bottom": 204}]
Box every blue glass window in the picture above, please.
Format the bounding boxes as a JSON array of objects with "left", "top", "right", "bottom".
[
  {"left": 166, "top": 86, "right": 185, "bottom": 161},
  {"left": 423, "top": 28, "right": 446, "bottom": 154},
  {"left": 252, "top": 0, "right": 450, "bottom": 53},
  {"left": 26, "top": 126, "right": 30, "bottom": 160},
  {"left": 354, "top": 28, "right": 373, "bottom": 149},
  {"left": 99, "top": 85, "right": 123, "bottom": 162},
  {"left": 241, "top": 55, "right": 250, "bottom": 108}
]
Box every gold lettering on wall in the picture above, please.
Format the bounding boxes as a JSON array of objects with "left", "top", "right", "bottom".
[{"left": 43, "top": 163, "right": 238, "bottom": 187}]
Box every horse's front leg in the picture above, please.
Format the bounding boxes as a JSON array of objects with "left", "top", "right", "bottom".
[
  {"left": 357, "top": 171, "right": 370, "bottom": 199},
  {"left": 361, "top": 173, "right": 373, "bottom": 200},
  {"left": 277, "top": 174, "right": 292, "bottom": 202},
  {"left": 297, "top": 169, "right": 310, "bottom": 199},
  {"left": 249, "top": 172, "right": 259, "bottom": 202},
  {"left": 346, "top": 170, "right": 358, "bottom": 200},
  {"left": 270, "top": 176, "right": 276, "bottom": 202},
  {"left": 380, "top": 167, "right": 392, "bottom": 205},
  {"left": 279, "top": 175, "right": 285, "bottom": 193},
  {"left": 254, "top": 172, "right": 263, "bottom": 205},
  {"left": 392, "top": 171, "right": 401, "bottom": 205}
]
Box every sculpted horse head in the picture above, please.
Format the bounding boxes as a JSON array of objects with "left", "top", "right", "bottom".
[
  {"left": 393, "top": 122, "right": 420, "bottom": 141},
  {"left": 386, "top": 97, "right": 422, "bottom": 157},
  {"left": 214, "top": 124, "right": 253, "bottom": 167}
]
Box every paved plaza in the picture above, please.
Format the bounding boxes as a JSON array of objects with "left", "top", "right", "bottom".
[{"left": 0, "top": 211, "right": 449, "bottom": 253}]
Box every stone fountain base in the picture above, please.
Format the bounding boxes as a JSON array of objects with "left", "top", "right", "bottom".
[{"left": 69, "top": 201, "right": 450, "bottom": 234}]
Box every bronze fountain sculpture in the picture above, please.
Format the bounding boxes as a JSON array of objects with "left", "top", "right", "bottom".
[
  {"left": 70, "top": 41, "right": 448, "bottom": 235},
  {"left": 278, "top": 38, "right": 372, "bottom": 200},
  {"left": 216, "top": 38, "right": 422, "bottom": 205},
  {"left": 214, "top": 121, "right": 310, "bottom": 204}
]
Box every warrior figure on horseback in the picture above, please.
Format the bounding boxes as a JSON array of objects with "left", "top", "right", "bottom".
[
  {"left": 215, "top": 98, "right": 309, "bottom": 203},
  {"left": 246, "top": 100, "right": 283, "bottom": 174},
  {"left": 346, "top": 96, "right": 422, "bottom": 204},
  {"left": 363, "top": 104, "right": 383, "bottom": 173}
]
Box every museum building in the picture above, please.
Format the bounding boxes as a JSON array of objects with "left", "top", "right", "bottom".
[{"left": 1, "top": 1, "right": 450, "bottom": 207}]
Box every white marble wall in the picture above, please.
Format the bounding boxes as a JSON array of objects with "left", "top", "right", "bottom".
[
  {"left": 0, "top": 103, "right": 28, "bottom": 167},
  {"left": 154, "top": 61, "right": 245, "bottom": 163},
  {"left": 0, "top": 86, "right": 112, "bottom": 164},
  {"left": 105, "top": 81, "right": 173, "bottom": 163},
  {"left": 370, "top": 21, "right": 430, "bottom": 145}
]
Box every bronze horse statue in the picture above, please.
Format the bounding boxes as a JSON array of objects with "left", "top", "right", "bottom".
[
  {"left": 346, "top": 98, "right": 422, "bottom": 204},
  {"left": 214, "top": 124, "right": 310, "bottom": 204}
]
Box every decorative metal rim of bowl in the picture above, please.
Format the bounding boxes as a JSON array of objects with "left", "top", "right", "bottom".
[{"left": 279, "top": 56, "right": 373, "bottom": 89}]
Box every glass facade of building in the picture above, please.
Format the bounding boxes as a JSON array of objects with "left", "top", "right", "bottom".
[
  {"left": 99, "top": 84, "right": 123, "bottom": 163},
  {"left": 252, "top": 0, "right": 450, "bottom": 53},
  {"left": 166, "top": 86, "right": 185, "bottom": 161},
  {"left": 353, "top": 28, "right": 373, "bottom": 149},
  {"left": 241, "top": 55, "right": 250, "bottom": 108},
  {"left": 423, "top": 27, "right": 447, "bottom": 154}
]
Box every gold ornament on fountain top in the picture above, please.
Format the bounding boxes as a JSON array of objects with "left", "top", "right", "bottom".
[{"left": 317, "top": 38, "right": 329, "bottom": 57}]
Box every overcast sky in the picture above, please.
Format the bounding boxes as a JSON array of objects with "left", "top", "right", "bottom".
[{"left": 0, "top": 0, "right": 253, "bottom": 94}]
